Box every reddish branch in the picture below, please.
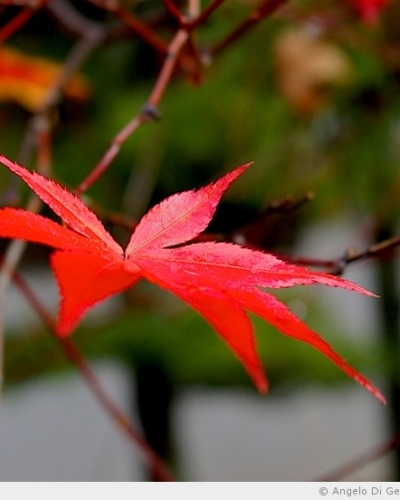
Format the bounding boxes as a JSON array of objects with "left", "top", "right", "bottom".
[
  {"left": 318, "top": 432, "right": 400, "bottom": 481},
  {"left": 210, "top": 0, "right": 289, "bottom": 57},
  {"left": 0, "top": 0, "right": 45, "bottom": 5},
  {"left": 162, "top": 0, "right": 183, "bottom": 21},
  {"left": 76, "top": 26, "right": 190, "bottom": 195},
  {"left": 276, "top": 235, "right": 400, "bottom": 275},
  {"left": 109, "top": 5, "right": 169, "bottom": 54},
  {"left": 162, "top": 0, "right": 227, "bottom": 28},
  {"left": 8, "top": 264, "right": 175, "bottom": 481},
  {"left": 73, "top": 0, "right": 291, "bottom": 193},
  {"left": 186, "top": 0, "right": 226, "bottom": 29},
  {"left": 0, "top": 6, "right": 35, "bottom": 41}
]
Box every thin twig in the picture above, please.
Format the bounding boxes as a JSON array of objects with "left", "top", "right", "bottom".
[
  {"left": 210, "top": 0, "right": 288, "bottom": 57},
  {"left": 0, "top": 140, "right": 48, "bottom": 436},
  {"left": 318, "top": 432, "right": 400, "bottom": 481},
  {"left": 0, "top": 6, "right": 35, "bottom": 42},
  {"left": 76, "top": 26, "right": 191, "bottom": 195},
  {"left": 0, "top": 25, "right": 106, "bottom": 448},
  {"left": 0, "top": 0, "right": 45, "bottom": 6},
  {"left": 113, "top": 5, "right": 168, "bottom": 54},
  {"left": 8, "top": 266, "right": 175, "bottom": 481},
  {"left": 186, "top": 0, "right": 226, "bottom": 29},
  {"left": 276, "top": 235, "right": 400, "bottom": 275},
  {"left": 162, "top": 0, "right": 183, "bottom": 21},
  {"left": 45, "top": 0, "right": 106, "bottom": 39}
]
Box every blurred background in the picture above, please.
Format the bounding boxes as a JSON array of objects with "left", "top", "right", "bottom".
[{"left": 0, "top": 0, "right": 399, "bottom": 481}]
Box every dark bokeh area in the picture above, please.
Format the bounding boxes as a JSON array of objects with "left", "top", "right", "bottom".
[{"left": 1, "top": 0, "right": 400, "bottom": 481}]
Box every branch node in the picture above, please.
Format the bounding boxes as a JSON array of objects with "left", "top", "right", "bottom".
[
  {"left": 332, "top": 250, "right": 354, "bottom": 275},
  {"left": 141, "top": 103, "right": 162, "bottom": 121}
]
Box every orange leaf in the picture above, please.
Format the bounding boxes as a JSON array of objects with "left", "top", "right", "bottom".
[{"left": 0, "top": 46, "right": 90, "bottom": 111}]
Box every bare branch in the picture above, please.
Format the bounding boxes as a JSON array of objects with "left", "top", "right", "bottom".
[
  {"left": 162, "top": 0, "right": 183, "bottom": 21},
  {"left": 277, "top": 236, "right": 400, "bottom": 275},
  {"left": 210, "top": 0, "right": 288, "bottom": 57},
  {"left": 76, "top": 26, "right": 191, "bottom": 194},
  {"left": 187, "top": 0, "right": 226, "bottom": 29},
  {"left": 113, "top": 5, "right": 168, "bottom": 54},
  {"left": 318, "top": 432, "right": 400, "bottom": 481},
  {"left": 7, "top": 264, "right": 175, "bottom": 481},
  {"left": 0, "top": 21, "right": 107, "bottom": 448},
  {"left": 0, "top": 6, "right": 36, "bottom": 41}
]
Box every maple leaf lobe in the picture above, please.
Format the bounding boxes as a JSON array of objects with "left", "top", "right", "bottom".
[
  {"left": 125, "top": 163, "right": 251, "bottom": 255},
  {"left": 0, "top": 155, "right": 122, "bottom": 255}
]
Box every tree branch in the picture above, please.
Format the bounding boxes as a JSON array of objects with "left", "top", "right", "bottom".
[
  {"left": 76, "top": 26, "right": 191, "bottom": 195},
  {"left": 209, "top": 0, "right": 288, "bottom": 57},
  {"left": 7, "top": 264, "right": 175, "bottom": 481}
]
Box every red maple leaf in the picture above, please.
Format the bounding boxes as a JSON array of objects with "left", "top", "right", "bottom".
[{"left": 0, "top": 155, "right": 385, "bottom": 403}]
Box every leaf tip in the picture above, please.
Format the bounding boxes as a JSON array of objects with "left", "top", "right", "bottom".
[
  {"left": 237, "top": 161, "right": 253, "bottom": 174},
  {"left": 257, "top": 379, "right": 269, "bottom": 395},
  {"left": 354, "top": 374, "right": 386, "bottom": 405},
  {"left": 250, "top": 369, "right": 269, "bottom": 394}
]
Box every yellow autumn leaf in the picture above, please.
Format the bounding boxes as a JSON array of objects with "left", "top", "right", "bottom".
[{"left": 0, "top": 46, "right": 91, "bottom": 112}]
